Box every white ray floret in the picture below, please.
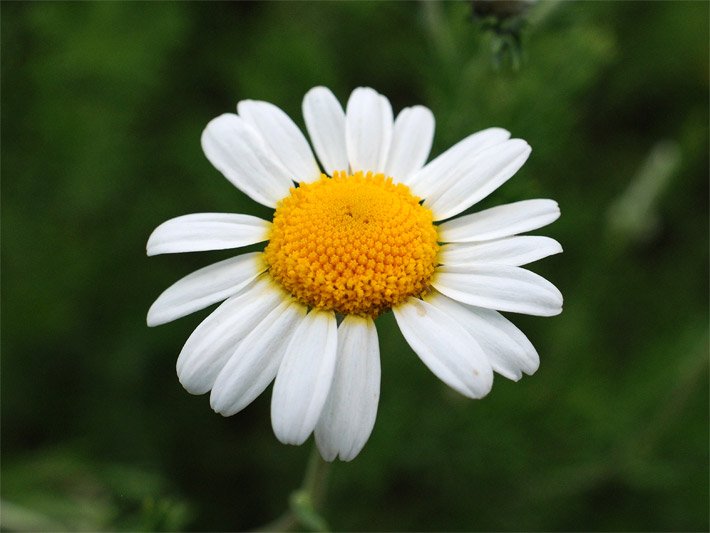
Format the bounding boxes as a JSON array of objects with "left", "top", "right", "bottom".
[
  {"left": 433, "top": 264, "right": 563, "bottom": 317},
  {"left": 425, "top": 139, "right": 532, "bottom": 221},
  {"left": 147, "top": 252, "right": 266, "bottom": 327},
  {"left": 384, "top": 106, "right": 435, "bottom": 184},
  {"left": 147, "top": 213, "right": 271, "bottom": 256},
  {"left": 302, "top": 86, "right": 349, "bottom": 175},
  {"left": 210, "top": 299, "right": 306, "bottom": 416},
  {"left": 439, "top": 236, "right": 563, "bottom": 268},
  {"left": 426, "top": 291, "right": 539, "bottom": 381},
  {"left": 346, "top": 87, "right": 393, "bottom": 174},
  {"left": 407, "top": 127, "right": 510, "bottom": 199},
  {"left": 316, "top": 316, "right": 380, "bottom": 462},
  {"left": 176, "top": 278, "right": 282, "bottom": 395},
  {"left": 201, "top": 114, "right": 294, "bottom": 207},
  {"left": 237, "top": 99, "right": 321, "bottom": 183},
  {"left": 271, "top": 310, "right": 338, "bottom": 446},
  {"left": 438, "top": 199, "right": 561, "bottom": 243},
  {"left": 394, "top": 298, "right": 494, "bottom": 399}
]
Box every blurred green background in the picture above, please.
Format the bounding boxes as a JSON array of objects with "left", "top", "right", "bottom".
[{"left": 2, "top": 1, "right": 708, "bottom": 531}]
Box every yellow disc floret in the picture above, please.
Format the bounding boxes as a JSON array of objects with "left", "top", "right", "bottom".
[{"left": 264, "top": 171, "right": 439, "bottom": 317}]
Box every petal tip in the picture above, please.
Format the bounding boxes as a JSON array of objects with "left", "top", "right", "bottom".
[
  {"left": 178, "top": 376, "right": 209, "bottom": 396},
  {"left": 146, "top": 303, "right": 166, "bottom": 327}
]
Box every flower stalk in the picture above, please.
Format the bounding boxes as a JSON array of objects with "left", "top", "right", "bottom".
[{"left": 258, "top": 444, "right": 331, "bottom": 532}]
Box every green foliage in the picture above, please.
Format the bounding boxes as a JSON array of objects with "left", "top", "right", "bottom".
[
  {"left": 1, "top": 448, "right": 192, "bottom": 531},
  {"left": 2, "top": 1, "right": 707, "bottom": 531}
]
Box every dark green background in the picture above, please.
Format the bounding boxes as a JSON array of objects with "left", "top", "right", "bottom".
[{"left": 2, "top": 1, "right": 708, "bottom": 531}]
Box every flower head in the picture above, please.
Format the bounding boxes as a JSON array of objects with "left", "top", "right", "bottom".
[{"left": 147, "top": 86, "right": 563, "bottom": 461}]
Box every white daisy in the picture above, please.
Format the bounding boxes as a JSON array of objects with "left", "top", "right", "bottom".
[{"left": 147, "top": 86, "right": 563, "bottom": 462}]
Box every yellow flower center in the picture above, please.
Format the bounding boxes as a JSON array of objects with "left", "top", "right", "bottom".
[{"left": 264, "top": 171, "right": 439, "bottom": 317}]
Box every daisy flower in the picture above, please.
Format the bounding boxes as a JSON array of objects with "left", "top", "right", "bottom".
[{"left": 147, "top": 86, "right": 562, "bottom": 461}]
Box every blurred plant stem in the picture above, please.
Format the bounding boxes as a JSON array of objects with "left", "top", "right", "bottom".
[
  {"left": 257, "top": 444, "right": 331, "bottom": 532},
  {"left": 421, "top": 0, "right": 458, "bottom": 67},
  {"left": 606, "top": 140, "right": 681, "bottom": 245},
  {"left": 421, "top": 0, "right": 460, "bottom": 94},
  {"left": 0, "top": 500, "right": 66, "bottom": 531}
]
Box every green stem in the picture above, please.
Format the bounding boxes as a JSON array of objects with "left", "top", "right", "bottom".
[
  {"left": 256, "top": 444, "right": 331, "bottom": 532},
  {"left": 300, "top": 442, "right": 331, "bottom": 509}
]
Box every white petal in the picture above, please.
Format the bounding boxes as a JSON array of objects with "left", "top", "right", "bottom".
[
  {"left": 384, "top": 106, "right": 435, "bottom": 184},
  {"left": 315, "top": 316, "right": 380, "bottom": 462},
  {"left": 210, "top": 300, "right": 306, "bottom": 416},
  {"left": 176, "top": 278, "right": 283, "bottom": 395},
  {"left": 346, "top": 87, "right": 393, "bottom": 173},
  {"left": 201, "top": 113, "right": 294, "bottom": 207},
  {"left": 147, "top": 252, "right": 266, "bottom": 327},
  {"left": 146, "top": 213, "right": 271, "bottom": 256},
  {"left": 393, "top": 298, "right": 493, "bottom": 399},
  {"left": 302, "top": 86, "right": 349, "bottom": 175},
  {"left": 407, "top": 128, "right": 510, "bottom": 200},
  {"left": 433, "top": 265, "right": 563, "bottom": 317},
  {"left": 237, "top": 100, "right": 321, "bottom": 183},
  {"left": 425, "top": 139, "right": 532, "bottom": 221},
  {"left": 439, "top": 236, "right": 563, "bottom": 267},
  {"left": 438, "top": 199, "right": 561, "bottom": 243},
  {"left": 427, "top": 291, "right": 539, "bottom": 381},
  {"left": 271, "top": 310, "right": 338, "bottom": 445}
]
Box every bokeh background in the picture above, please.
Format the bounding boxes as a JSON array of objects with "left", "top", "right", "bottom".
[{"left": 2, "top": 1, "right": 708, "bottom": 531}]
